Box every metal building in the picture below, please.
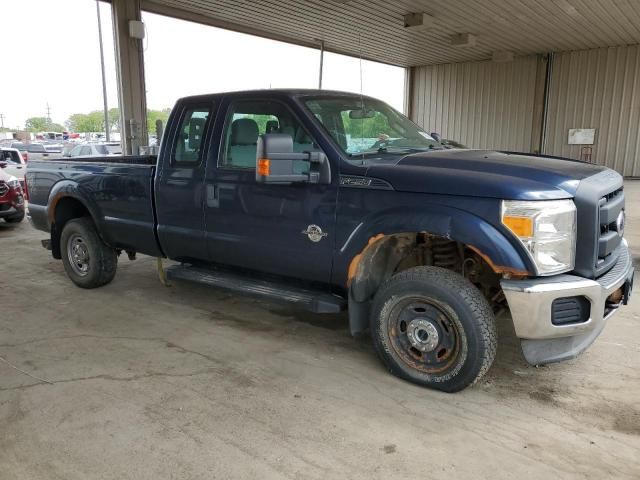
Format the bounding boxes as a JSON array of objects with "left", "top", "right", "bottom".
[{"left": 107, "top": 0, "right": 640, "bottom": 175}]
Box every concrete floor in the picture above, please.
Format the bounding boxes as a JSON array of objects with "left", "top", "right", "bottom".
[{"left": 1, "top": 184, "right": 639, "bottom": 480}]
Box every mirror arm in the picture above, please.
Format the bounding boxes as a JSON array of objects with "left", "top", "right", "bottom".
[{"left": 266, "top": 152, "right": 308, "bottom": 161}]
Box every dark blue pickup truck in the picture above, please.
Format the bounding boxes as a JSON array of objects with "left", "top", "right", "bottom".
[{"left": 25, "top": 89, "right": 634, "bottom": 392}]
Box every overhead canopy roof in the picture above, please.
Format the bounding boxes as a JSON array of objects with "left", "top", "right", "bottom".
[{"left": 141, "top": 0, "right": 640, "bottom": 67}]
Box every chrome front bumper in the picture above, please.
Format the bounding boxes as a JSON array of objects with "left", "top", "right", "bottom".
[{"left": 501, "top": 240, "right": 634, "bottom": 365}]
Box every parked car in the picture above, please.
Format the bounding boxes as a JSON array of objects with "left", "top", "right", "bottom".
[
  {"left": 104, "top": 142, "right": 122, "bottom": 155},
  {"left": 0, "top": 165, "right": 25, "bottom": 223},
  {"left": 44, "top": 143, "right": 64, "bottom": 153},
  {"left": 25, "top": 89, "right": 634, "bottom": 392},
  {"left": 0, "top": 148, "right": 26, "bottom": 188},
  {"left": 64, "top": 144, "right": 118, "bottom": 158},
  {"left": 10, "top": 142, "right": 29, "bottom": 162},
  {"left": 25, "top": 143, "right": 51, "bottom": 160}
]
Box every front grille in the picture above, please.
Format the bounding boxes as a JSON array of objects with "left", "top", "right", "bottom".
[
  {"left": 573, "top": 169, "right": 624, "bottom": 279},
  {"left": 596, "top": 187, "right": 624, "bottom": 275}
]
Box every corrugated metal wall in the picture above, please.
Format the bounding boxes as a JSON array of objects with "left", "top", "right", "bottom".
[
  {"left": 410, "top": 56, "right": 542, "bottom": 152},
  {"left": 410, "top": 44, "right": 640, "bottom": 176},
  {"left": 545, "top": 45, "right": 640, "bottom": 176}
]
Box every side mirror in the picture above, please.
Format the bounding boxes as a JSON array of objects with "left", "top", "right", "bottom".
[
  {"left": 0, "top": 161, "right": 7, "bottom": 169},
  {"left": 256, "top": 133, "right": 330, "bottom": 185},
  {"left": 430, "top": 132, "right": 442, "bottom": 143}
]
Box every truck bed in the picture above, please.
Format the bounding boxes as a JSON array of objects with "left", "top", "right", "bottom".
[{"left": 26, "top": 156, "right": 162, "bottom": 258}]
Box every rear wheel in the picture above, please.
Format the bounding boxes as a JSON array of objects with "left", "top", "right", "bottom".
[
  {"left": 60, "top": 217, "right": 117, "bottom": 288},
  {"left": 370, "top": 266, "right": 497, "bottom": 392}
]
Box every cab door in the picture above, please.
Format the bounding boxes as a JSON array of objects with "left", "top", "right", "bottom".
[
  {"left": 155, "top": 101, "right": 216, "bottom": 262},
  {"left": 203, "top": 96, "right": 338, "bottom": 284}
]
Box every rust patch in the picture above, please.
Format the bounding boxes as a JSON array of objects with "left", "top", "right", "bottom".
[
  {"left": 467, "top": 245, "right": 529, "bottom": 278},
  {"left": 47, "top": 192, "right": 66, "bottom": 223},
  {"left": 607, "top": 287, "right": 624, "bottom": 304},
  {"left": 346, "top": 233, "right": 385, "bottom": 285}
]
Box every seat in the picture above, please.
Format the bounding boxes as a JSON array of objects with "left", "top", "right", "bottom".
[{"left": 228, "top": 118, "right": 259, "bottom": 168}]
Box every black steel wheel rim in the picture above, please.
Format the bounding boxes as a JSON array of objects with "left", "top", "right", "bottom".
[{"left": 388, "top": 297, "right": 461, "bottom": 374}]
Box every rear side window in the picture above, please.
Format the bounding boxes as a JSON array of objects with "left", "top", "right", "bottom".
[{"left": 173, "top": 106, "right": 211, "bottom": 167}]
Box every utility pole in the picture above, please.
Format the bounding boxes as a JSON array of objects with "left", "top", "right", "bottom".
[
  {"left": 0, "top": 113, "right": 5, "bottom": 129},
  {"left": 46, "top": 103, "right": 52, "bottom": 124},
  {"left": 318, "top": 40, "right": 325, "bottom": 89},
  {"left": 96, "top": 0, "right": 110, "bottom": 141}
]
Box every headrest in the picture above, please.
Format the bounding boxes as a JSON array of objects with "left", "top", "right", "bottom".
[
  {"left": 230, "top": 118, "right": 259, "bottom": 145},
  {"left": 265, "top": 120, "right": 280, "bottom": 133},
  {"left": 189, "top": 118, "right": 205, "bottom": 150},
  {"left": 295, "top": 127, "right": 312, "bottom": 145},
  {"left": 281, "top": 126, "right": 295, "bottom": 137}
]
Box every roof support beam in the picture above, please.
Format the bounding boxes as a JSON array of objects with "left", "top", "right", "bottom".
[{"left": 111, "top": 0, "right": 148, "bottom": 154}]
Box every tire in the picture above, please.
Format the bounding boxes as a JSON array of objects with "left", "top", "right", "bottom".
[
  {"left": 60, "top": 217, "right": 117, "bottom": 289},
  {"left": 4, "top": 211, "right": 25, "bottom": 223},
  {"left": 370, "top": 266, "right": 497, "bottom": 393}
]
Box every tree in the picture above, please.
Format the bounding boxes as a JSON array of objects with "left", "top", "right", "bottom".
[
  {"left": 66, "top": 111, "right": 105, "bottom": 132},
  {"left": 24, "top": 117, "right": 67, "bottom": 132},
  {"left": 147, "top": 108, "right": 171, "bottom": 135},
  {"left": 108, "top": 108, "right": 120, "bottom": 132},
  {"left": 25, "top": 117, "right": 50, "bottom": 132},
  {"left": 49, "top": 122, "right": 66, "bottom": 132},
  {"left": 63, "top": 107, "right": 171, "bottom": 134}
]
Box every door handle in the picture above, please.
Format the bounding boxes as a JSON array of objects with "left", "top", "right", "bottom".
[{"left": 206, "top": 183, "right": 219, "bottom": 208}]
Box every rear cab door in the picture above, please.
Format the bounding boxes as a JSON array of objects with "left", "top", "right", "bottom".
[{"left": 155, "top": 97, "right": 218, "bottom": 261}]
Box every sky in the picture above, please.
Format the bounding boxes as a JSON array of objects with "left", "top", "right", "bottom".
[{"left": 1, "top": 0, "right": 406, "bottom": 131}]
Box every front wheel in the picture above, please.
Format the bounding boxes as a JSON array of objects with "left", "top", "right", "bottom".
[
  {"left": 4, "top": 211, "right": 25, "bottom": 223},
  {"left": 60, "top": 217, "right": 117, "bottom": 289},
  {"left": 370, "top": 266, "right": 497, "bottom": 393}
]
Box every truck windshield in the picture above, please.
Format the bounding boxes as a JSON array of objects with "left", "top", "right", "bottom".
[{"left": 304, "top": 96, "right": 441, "bottom": 161}]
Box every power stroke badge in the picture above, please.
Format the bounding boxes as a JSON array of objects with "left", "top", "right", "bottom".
[{"left": 302, "top": 225, "right": 328, "bottom": 242}]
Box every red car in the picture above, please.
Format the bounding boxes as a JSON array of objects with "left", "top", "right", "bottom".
[{"left": 0, "top": 162, "right": 25, "bottom": 223}]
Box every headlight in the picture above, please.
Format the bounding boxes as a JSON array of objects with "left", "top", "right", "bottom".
[
  {"left": 502, "top": 199, "right": 576, "bottom": 276},
  {"left": 7, "top": 179, "right": 20, "bottom": 190}
]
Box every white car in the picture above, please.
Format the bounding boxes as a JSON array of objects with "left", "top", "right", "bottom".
[
  {"left": 0, "top": 148, "right": 26, "bottom": 187},
  {"left": 65, "top": 144, "right": 119, "bottom": 158}
]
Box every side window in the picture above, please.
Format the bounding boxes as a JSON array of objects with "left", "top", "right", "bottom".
[
  {"left": 220, "top": 99, "right": 316, "bottom": 171},
  {"left": 69, "top": 146, "right": 82, "bottom": 157},
  {"left": 174, "top": 107, "right": 211, "bottom": 166}
]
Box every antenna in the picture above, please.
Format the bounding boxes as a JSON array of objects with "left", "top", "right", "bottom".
[{"left": 358, "top": 33, "right": 365, "bottom": 164}]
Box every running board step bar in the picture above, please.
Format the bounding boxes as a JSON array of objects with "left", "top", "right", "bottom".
[{"left": 166, "top": 264, "right": 345, "bottom": 314}]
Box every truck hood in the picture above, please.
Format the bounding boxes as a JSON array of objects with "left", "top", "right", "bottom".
[
  {"left": 365, "top": 149, "right": 608, "bottom": 200},
  {"left": 0, "top": 169, "right": 17, "bottom": 183}
]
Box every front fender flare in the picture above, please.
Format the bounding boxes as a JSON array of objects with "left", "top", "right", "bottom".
[{"left": 336, "top": 205, "right": 531, "bottom": 335}]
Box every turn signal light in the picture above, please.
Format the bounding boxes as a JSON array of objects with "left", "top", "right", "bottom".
[
  {"left": 503, "top": 216, "right": 533, "bottom": 237},
  {"left": 257, "top": 158, "right": 270, "bottom": 176}
]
